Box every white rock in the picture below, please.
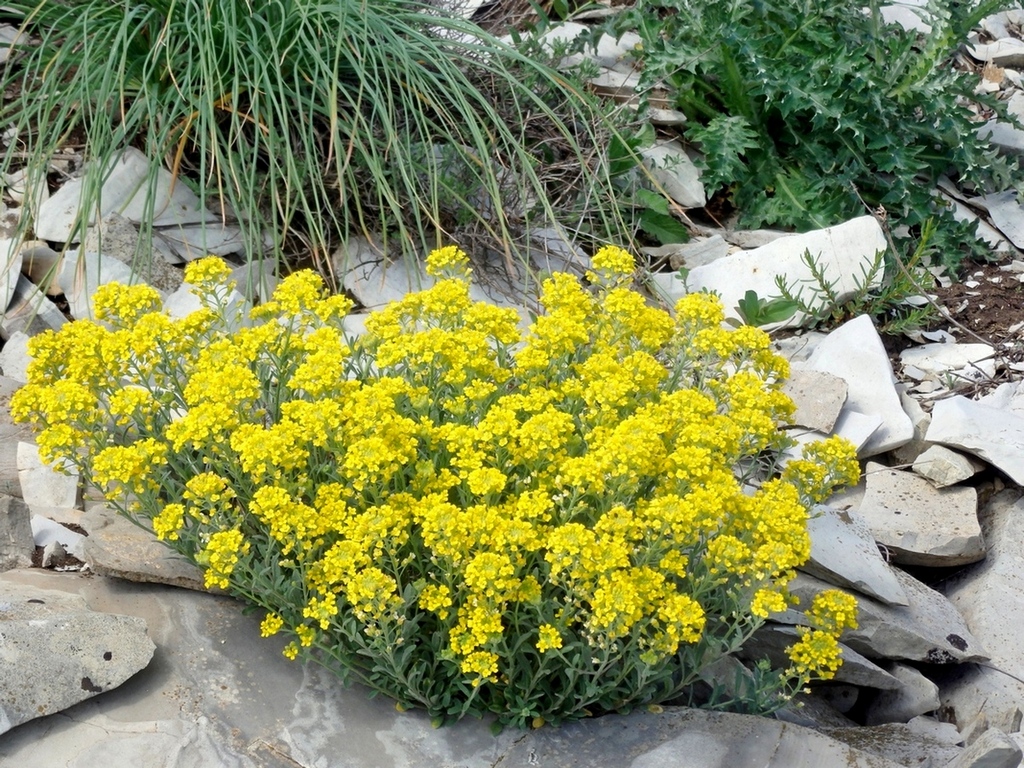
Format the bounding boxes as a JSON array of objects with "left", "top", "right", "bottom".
[
  {"left": 865, "top": 663, "right": 940, "bottom": 725},
  {"left": 979, "top": 379, "right": 1024, "bottom": 417},
  {"left": 891, "top": 385, "right": 932, "bottom": 465},
  {"left": 926, "top": 396, "right": 1024, "bottom": 484},
  {"left": 643, "top": 235, "right": 731, "bottom": 272},
  {"left": 969, "top": 189, "right": 1024, "bottom": 248},
  {"left": 798, "top": 313, "right": 914, "bottom": 457},
  {"left": 57, "top": 249, "right": 142, "bottom": 320},
  {"left": 230, "top": 259, "right": 278, "bottom": 305},
  {"left": 822, "top": 720, "right": 962, "bottom": 768},
  {"left": 880, "top": 2, "right": 932, "bottom": 34},
  {"left": 0, "top": 24, "right": 19, "bottom": 64},
  {"left": 17, "top": 240, "right": 62, "bottom": 294},
  {"left": 30, "top": 516, "right": 86, "bottom": 561},
  {"left": 947, "top": 728, "right": 1023, "bottom": 768},
  {"left": 40, "top": 539, "right": 66, "bottom": 568},
  {"left": 163, "top": 281, "right": 248, "bottom": 324},
  {"left": 780, "top": 370, "right": 848, "bottom": 433},
  {"left": 857, "top": 462, "right": 983, "bottom": 567},
  {"left": 153, "top": 221, "right": 250, "bottom": 261},
  {"left": 0, "top": 237, "right": 24, "bottom": 317},
  {"left": 649, "top": 217, "right": 888, "bottom": 331},
  {"left": 939, "top": 192, "right": 1012, "bottom": 253},
  {"left": 804, "top": 504, "right": 909, "bottom": 606},
  {"left": 0, "top": 331, "right": 31, "bottom": 382},
  {"left": 35, "top": 147, "right": 218, "bottom": 243},
  {"left": 899, "top": 342, "right": 996, "bottom": 380},
  {"left": 1, "top": 275, "right": 67, "bottom": 338},
  {"left": 969, "top": 38, "right": 1024, "bottom": 67},
  {"left": 638, "top": 139, "right": 706, "bottom": 209},
  {"left": 830, "top": 408, "right": 884, "bottom": 455},
  {"left": 0, "top": 580, "right": 155, "bottom": 735},
  {"left": 912, "top": 445, "right": 982, "bottom": 488},
  {"left": 17, "top": 442, "right": 79, "bottom": 511},
  {"left": 790, "top": 570, "right": 987, "bottom": 663},
  {"left": 3, "top": 166, "right": 49, "bottom": 211}
]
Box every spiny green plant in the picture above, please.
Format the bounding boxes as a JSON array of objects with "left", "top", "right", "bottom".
[
  {"left": 0, "top": 0, "right": 631, "bottom": 278},
  {"left": 596, "top": 0, "right": 1022, "bottom": 272}
]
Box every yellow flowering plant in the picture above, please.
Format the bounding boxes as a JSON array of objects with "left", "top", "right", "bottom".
[{"left": 12, "top": 245, "right": 861, "bottom": 727}]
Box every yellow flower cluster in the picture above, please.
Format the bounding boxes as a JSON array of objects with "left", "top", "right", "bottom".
[
  {"left": 11, "top": 244, "right": 862, "bottom": 721},
  {"left": 787, "top": 590, "right": 859, "bottom": 680}
]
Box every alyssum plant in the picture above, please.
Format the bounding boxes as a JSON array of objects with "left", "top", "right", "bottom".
[{"left": 13, "top": 246, "right": 860, "bottom": 727}]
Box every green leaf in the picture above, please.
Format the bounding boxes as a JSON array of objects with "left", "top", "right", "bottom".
[{"left": 638, "top": 208, "right": 690, "bottom": 245}]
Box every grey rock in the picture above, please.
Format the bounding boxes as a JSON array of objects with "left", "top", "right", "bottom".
[
  {"left": 0, "top": 425, "right": 27, "bottom": 497},
  {"left": 17, "top": 441, "right": 79, "bottom": 511},
  {"left": 880, "top": 1, "right": 933, "bottom": 34},
  {"left": 857, "top": 463, "right": 983, "bottom": 567},
  {"left": 0, "top": 25, "right": 19, "bottom": 65},
  {"left": 230, "top": 258, "right": 277, "bottom": 305},
  {"left": 0, "top": 495, "right": 32, "bottom": 571},
  {"left": 781, "top": 369, "right": 848, "bottom": 433},
  {"left": 941, "top": 664, "right": 1024, "bottom": 736},
  {"left": 0, "top": 569, "right": 908, "bottom": 768},
  {"left": 0, "top": 577, "right": 154, "bottom": 735},
  {"left": 926, "top": 396, "right": 1024, "bottom": 485},
  {"left": 913, "top": 446, "right": 982, "bottom": 488},
  {"left": 639, "top": 139, "right": 706, "bottom": 209},
  {"left": 40, "top": 539, "right": 66, "bottom": 568},
  {"left": 0, "top": 330, "right": 30, "bottom": 382},
  {"left": 1, "top": 275, "right": 67, "bottom": 338},
  {"left": 799, "top": 314, "right": 914, "bottom": 456},
  {"left": 81, "top": 503, "right": 206, "bottom": 591},
  {"left": 892, "top": 385, "right": 932, "bottom": 466},
  {"left": 969, "top": 189, "right": 1024, "bottom": 248},
  {"left": 162, "top": 280, "right": 248, "bottom": 324},
  {"left": 738, "top": 623, "right": 901, "bottom": 690},
  {"left": 642, "top": 235, "right": 731, "bottom": 272},
  {"left": 83, "top": 212, "right": 183, "bottom": 293},
  {"left": 804, "top": 504, "right": 909, "bottom": 606},
  {"left": 865, "top": 663, "right": 940, "bottom": 725},
  {"left": 947, "top": 728, "right": 1022, "bottom": 768},
  {"left": 790, "top": 571, "right": 987, "bottom": 664},
  {"left": 822, "top": 720, "right": 962, "bottom": 768}
]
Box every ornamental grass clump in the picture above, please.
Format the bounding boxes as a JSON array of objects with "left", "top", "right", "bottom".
[{"left": 12, "top": 246, "right": 860, "bottom": 727}]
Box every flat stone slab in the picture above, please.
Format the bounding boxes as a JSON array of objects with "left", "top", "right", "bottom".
[
  {"left": 80, "top": 504, "right": 207, "bottom": 591},
  {"left": 781, "top": 370, "right": 848, "bottom": 433},
  {"left": 858, "top": 463, "right": 983, "bottom": 567},
  {"left": 796, "top": 314, "right": 913, "bottom": 457},
  {"left": 0, "top": 577, "right": 154, "bottom": 735},
  {"left": 899, "top": 342, "right": 996, "bottom": 381},
  {"left": 17, "top": 441, "right": 79, "bottom": 511},
  {"left": 789, "top": 571, "right": 987, "bottom": 664},
  {"left": 804, "top": 504, "right": 909, "bottom": 606},
  {"left": 0, "top": 570, "right": 910, "bottom": 768},
  {"left": 823, "top": 720, "right": 962, "bottom": 768},
  {"left": 864, "top": 662, "right": 940, "bottom": 725},
  {"left": 912, "top": 445, "right": 983, "bottom": 488},
  {"left": 926, "top": 395, "right": 1024, "bottom": 484},
  {"left": 0, "top": 494, "right": 32, "bottom": 571}
]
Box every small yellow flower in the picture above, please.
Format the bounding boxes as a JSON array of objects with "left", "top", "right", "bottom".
[{"left": 537, "top": 624, "right": 562, "bottom": 653}]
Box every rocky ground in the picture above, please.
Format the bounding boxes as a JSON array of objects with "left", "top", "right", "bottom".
[{"left": 7, "top": 3, "right": 1024, "bottom": 768}]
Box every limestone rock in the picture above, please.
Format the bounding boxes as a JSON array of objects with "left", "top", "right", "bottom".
[
  {"left": 0, "top": 330, "right": 30, "bottom": 382},
  {"left": 864, "top": 663, "right": 940, "bottom": 725},
  {"left": 913, "top": 445, "right": 983, "bottom": 488},
  {"left": 781, "top": 370, "right": 848, "bottom": 434},
  {"left": 822, "top": 720, "right": 963, "bottom": 768},
  {"left": 947, "top": 728, "right": 1023, "bottom": 768},
  {"left": 789, "top": 571, "right": 987, "bottom": 664},
  {"left": 17, "top": 240, "right": 62, "bottom": 294},
  {"left": 799, "top": 314, "right": 914, "bottom": 456},
  {"left": 0, "top": 237, "right": 23, "bottom": 318},
  {"left": 1, "top": 275, "right": 67, "bottom": 338},
  {"left": 857, "top": 463, "right": 983, "bottom": 567},
  {"left": 738, "top": 623, "right": 901, "bottom": 691},
  {"left": 899, "top": 342, "right": 996, "bottom": 381},
  {"left": 638, "top": 139, "right": 706, "bottom": 209},
  {"left": 57, "top": 249, "right": 142, "bottom": 320},
  {"left": 81, "top": 503, "right": 206, "bottom": 591},
  {"left": 969, "top": 38, "right": 1024, "bottom": 68},
  {"left": 0, "top": 579, "right": 154, "bottom": 735},
  {"left": 649, "top": 218, "right": 887, "bottom": 331},
  {"left": 0, "top": 495, "right": 32, "bottom": 571},
  {"left": 17, "top": 441, "right": 79, "bottom": 511},
  {"left": 804, "top": 504, "right": 909, "bottom": 606},
  {"left": 969, "top": 189, "right": 1024, "bottom": 249},
  {"left": 926, "top": 396, "right": 1024, "bottom": 485},
  {"left": 31, "top": 515, "right": 86, "bottom": 561}
]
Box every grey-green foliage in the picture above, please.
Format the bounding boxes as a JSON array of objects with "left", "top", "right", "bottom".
[
  {"left": 1, "top": 0, "right": 629, "bottom": 276},
  {"left": 596, "top": 0, "right": 1021, "bottom": 271}
]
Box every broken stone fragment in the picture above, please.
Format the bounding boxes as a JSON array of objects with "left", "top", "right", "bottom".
[{"left": 0, "top": 579, "right": 154, "bottom": 735}]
